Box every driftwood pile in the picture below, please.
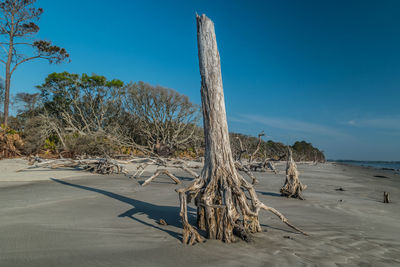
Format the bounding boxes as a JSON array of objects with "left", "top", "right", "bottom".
[
  {"left": 131, "top": 157, "right": 201, "bottom": 186},
  {"left": 234, "top": 132, "right": 278, "bottom": 175},
  {"left": 131, "top": 156, "right": 264, "bottom": 187},
  {"left": 18, "top": 157, "right": 128, "bottom": 175}
]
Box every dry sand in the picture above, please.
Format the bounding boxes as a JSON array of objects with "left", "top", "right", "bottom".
[{"left": 0, "top": 159, "right": 399, "bottom": 266}]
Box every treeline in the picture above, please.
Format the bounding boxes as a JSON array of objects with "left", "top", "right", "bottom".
[
  {"left": 230, "top": 133, "right": 325, "bottom": 162},
  {"left": 0, "top": 72, "right": 325, "bottom": 161}
]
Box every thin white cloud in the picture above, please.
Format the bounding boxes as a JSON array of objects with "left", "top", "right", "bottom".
[
  {"left": 346, "top": 116, "right": 400, "bottom": 130},
  {"left": 232, "top": 114, "right": 349, "bottom": 138}
]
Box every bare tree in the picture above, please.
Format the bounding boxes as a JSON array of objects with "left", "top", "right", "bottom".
[
  {"left": 0, "top": 76, "right": 4, "bottom": 106},
  {"left": 0, "top": 0, "right": 69, "bottom": 126},
  {"left": 124, "top": 81, "right": 200, "bottom": 155},
  {"left": 176, "top": 14, "right": 306, "bottom": 245},
  {"left": 14, "top": 92, "right": 39, "bottom": 118},
  {"left": 22, "top": 111, "right": 65, "bottom": 154}
]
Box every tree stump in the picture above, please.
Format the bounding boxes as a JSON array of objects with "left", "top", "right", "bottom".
[
  {"left": 176, "top": 14, "right": 306, "bottom": 245},
  {"left": 280, "top": 147, "right": 307, "bottom": 200},
  {"left": 383, "top": 192, "right": 390, "bottom": 203}
]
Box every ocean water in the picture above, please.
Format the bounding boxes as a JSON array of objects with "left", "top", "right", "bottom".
[{"left": 332, "top": 160, "right": 400, "bottom": 171}]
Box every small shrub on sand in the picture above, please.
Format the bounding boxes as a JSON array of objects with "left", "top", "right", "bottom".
[{"left": 0, "top": 125, "right": 24, "bottom": 159}]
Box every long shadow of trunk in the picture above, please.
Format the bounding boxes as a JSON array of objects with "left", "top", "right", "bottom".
[{"left": 51, "top": 178, "right": 196, "bottom": 241}]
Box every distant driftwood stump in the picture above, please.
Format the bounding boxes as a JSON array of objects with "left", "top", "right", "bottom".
[
  {"left": 175, "top": 14, "right": 307, "bottom": 245},
  {"left": 280, "top": 148, "right": 307, "bottom": 200},
  {"left": 383, "top": 192, "right": 390, "bottom": 203}
]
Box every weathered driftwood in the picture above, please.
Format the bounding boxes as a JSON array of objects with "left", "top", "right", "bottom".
[
  {"left": 234, "top": 134, "right": 278, "bottom": 174},
  {"left": 132, "top": 158, "right": 195, "bottom": 177},
  {"left": 248, "top": 159, "right": 277, "bottom": 173},
  {"left": 175, "top": 14, "right": 307, "bottom": 245},
  {"left": 383, "top": 192, "right": 390, "bottom": 203},
  {"left": 157, "top": 219, "right": 168, "bottom": 226},
  {"left": 142, "top": 169, "right": 181, "bottom": 186},
  {"left": 280, "top": 148, "right": 307, "bottom": 200},
  {"left": 18, "top": 157, "right": 128, "bottom": 175},
  {"left": 234, "top": 136, "right": 247, "bottom": 162},
  {"left": 132, "top": 155, "right": 259, "bottom": 186},
  {"left": 82, "top": 158, "right": 127, "bottom": 175},
  {"left": 266, "top": 160, "right": 278, "bottom": 174},
  {"left": 249, "top": 131, "right": 265, "bottom": 163},
  {"left": 129, "top": 157, "right": 202, "bottom": 186}
]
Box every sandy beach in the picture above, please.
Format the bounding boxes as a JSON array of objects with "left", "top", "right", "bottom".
[{"left": 0, "top": 159, "right": 399, "bottom": 266}]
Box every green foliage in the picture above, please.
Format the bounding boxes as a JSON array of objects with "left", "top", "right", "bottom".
[
  {"left": 43, "top": 137, "right": 57, "bottom": 151},
  {"left": 33, "top": 40, "right": 70, "bottom": 64},
  {"left": 291, "top": 141, "right": 325, "bottom": 162},
  {"left": 13, "top": 71, "right": 325, "bottom": 160},
  {"left": 230, "top": 133, "right": 325, "bottom": 162},
  {"left": 37, "top": 71, "right": 125, "bottom": 132},
  {"left": 0, "top": 124, "right": 18, "bottom": 134}
]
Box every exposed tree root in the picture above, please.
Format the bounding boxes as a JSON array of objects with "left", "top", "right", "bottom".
[
  {"left": 133, "top": 157, "right": 258, "bottom": 186},
  {"left": 266, "top": 160, "right": 278, "bottom": 174},
  {"left": 235, "top": 161, "right": 258, "bottom": 184},
  {"left": 131, "top": 157, "right": 201, "bottom": 185},
  {"left": 280, "top": 148, "right": 307, "bottom": 199},
  {"left": 257, "top": 203, "right": 308, "bottom": 236},
  {"left": 142, "top": 169, "right": 181, "bottom": 186},
  {"left": 176, "top": 164, "right": 308, "bottom": 245},
  {"left": 177, "top": 189, "right": 205, "bottom": 245}
]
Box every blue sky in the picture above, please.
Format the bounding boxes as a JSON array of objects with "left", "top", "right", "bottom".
[{"left": 4, "top": 0, "right": 400, "bottom": 161}]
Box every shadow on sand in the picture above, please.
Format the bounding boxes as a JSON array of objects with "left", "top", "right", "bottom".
[
  {"left": 51, "top": 178, "right": 197, "bottom": 242},
  {"left": 257, "top": 191, "right": 282, "bottom": 197},
  {"left": 51, "top": 178, "right": 297, "bottom": 240},
  {"left": 136, "top": 175, "right": 194, "bottom": 186}
]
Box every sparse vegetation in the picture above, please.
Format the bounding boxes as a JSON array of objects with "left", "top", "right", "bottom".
[
  {"left": 0, "top": 71, "right": 325, "bottom": 161},
  {"left": 0, "top": 124, "right": 23, "bottom": 159},
  {"left": 230, "top": 133, "right": 325, "bottom": 162}
]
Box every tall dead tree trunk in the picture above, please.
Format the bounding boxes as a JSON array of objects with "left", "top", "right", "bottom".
[
  {"left": 176, "top": 14, "right": 306, "bottom": 245},
  {"left": 3, "top": 35, "right": 13, "bottom": 127}
]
